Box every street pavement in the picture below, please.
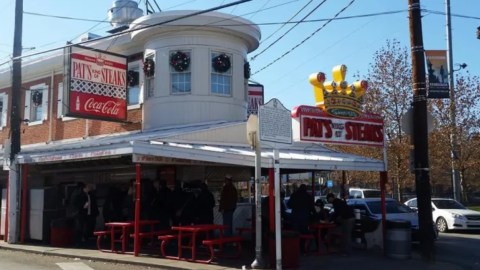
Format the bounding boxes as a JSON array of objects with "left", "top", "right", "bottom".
[{"left": 0, "top": 235, "right": 476, "bottom": 270}]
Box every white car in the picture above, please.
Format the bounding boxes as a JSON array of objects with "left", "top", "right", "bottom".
[
  {"left": 347, "top": 198, "right": 422, "bottom": 240},
  {"left": 404, "top": 198, "right": 480, "bottom": 232}
]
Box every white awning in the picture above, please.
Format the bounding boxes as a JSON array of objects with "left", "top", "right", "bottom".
[{"left": 14, "top": 120, "right": 385, "bottom": 172}]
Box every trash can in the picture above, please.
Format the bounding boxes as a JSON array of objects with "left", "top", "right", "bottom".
[
  {"left": 385, "top": 219, "right": 411, "bottom": 259},
  {"left": 269, "top": 230, "right": 299, "bottom": 269},
  {"left": 50, "top": 218, "right": 73, "bottom": 247}
]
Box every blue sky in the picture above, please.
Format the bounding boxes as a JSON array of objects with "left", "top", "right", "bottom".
[{"left": 1, "top": 0, "right": 479, "bottom": 110}]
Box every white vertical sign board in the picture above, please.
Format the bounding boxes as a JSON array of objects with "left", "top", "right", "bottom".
[
  {"left": 258, "top": 98, "right": 292, "bottom": 270},
  {"left": 259, "top": 98, "right": 292, "bottom": 145}
]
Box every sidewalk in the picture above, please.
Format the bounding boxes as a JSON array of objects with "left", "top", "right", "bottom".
[{"left": 0, "top": 240, "right": 464, "bottom": 270}]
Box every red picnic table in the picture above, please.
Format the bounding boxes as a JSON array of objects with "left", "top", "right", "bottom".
[
  {"left": 160, "top": 224, "right": 243, "bottom": 263},
  {"left": 103, "top": 220, "right": 160, "bottom": 253},
  {"left": 308, "top": 222, "right": 337, "bottom": 255}
]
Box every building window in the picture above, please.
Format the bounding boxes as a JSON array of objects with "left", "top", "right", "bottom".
[
  {"left": 144, "top": 55, "right": 155, "bottom": 99},
  {"left": 0, "top": 93, "right": 8, "bottom": 129},
  {"left": 127, "top": 65, "right": 141, "bottom": 106},
  {"left": 24, "top": 83, "right": 48, "bottom": 125},
  {"left": 211, "top": 52, "right": 232, "bottom": 95},
  {"left": 170, "top": 50, "right": 191, "bottom": 94}
]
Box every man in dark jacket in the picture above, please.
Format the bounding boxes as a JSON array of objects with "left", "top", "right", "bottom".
[
  {"left": 287, "top": 184, "right": 315, "bottom": 234},
  {"left": 219, "top": 175, "right": 238, "bottom": 236},
  {"left": 327, "top": 193, "right": 355, "bottom": 256},
  {"left": 195, "top": 183, "right": 216, "bottom": 225},
  {"left": 67, "top": 182, "right": 89, "bottom": 247}
]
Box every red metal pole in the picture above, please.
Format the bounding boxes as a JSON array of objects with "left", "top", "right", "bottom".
[
  {"left": 268, "top": 168, "right": 274, "bottom": 233},
  {"left": 4, "top": 175, "right": 9, "bottom": 241},
  {"left": 20, "top": 164, "right": 28, "bottom": 243},
  {"left": 133, "top": 163, "right": 141, "bottom": 256}
]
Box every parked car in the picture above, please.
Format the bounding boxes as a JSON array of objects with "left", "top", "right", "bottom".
[
  {"left": 405, "top": 198, "right": 480, "bottom": 233},
  {"left": 347, "top": 198, "right": 423, "bottom": 241},
  {"left": 348, "top": 188, "right": 381, "bottom": 199}
]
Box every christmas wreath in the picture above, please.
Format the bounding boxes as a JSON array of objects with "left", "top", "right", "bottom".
[
  {"left": 170, "top": 51, "right": 190, "bottom": 72},
  {"left": 212, "top": 53, "right": 231, "bottom": 73},
  {"left": 244, "top": 61, "right": 250, "bottom": 79},
  {"left": 127, "top": 70, "right": 139, "bottom": 87},
  {"left": 32, "top": 90, "right": 43, "bottom": 106},
  {"left": 143, "top": 58, "right": 155, "bottom": 77}
]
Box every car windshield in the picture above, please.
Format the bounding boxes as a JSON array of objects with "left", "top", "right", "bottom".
[
  {"left": 363, "top": 190, "right": 381, "bottom": 198},
  {"left": 366, "top": 200, "right": 414, "bottom": 214},
  {"left": 432, "top": 199, "right": 466, "bottom": 209}
]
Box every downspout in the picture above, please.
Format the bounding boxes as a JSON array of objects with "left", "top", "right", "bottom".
[
  {"left": 19, "top": 164, "right": 28, "bottom": 243},
  {"left": 4, "top": 175, "right": 9, "bottom": 241},
  {"left": 48, "top": 70, "right": 54, "bottom": 142}
]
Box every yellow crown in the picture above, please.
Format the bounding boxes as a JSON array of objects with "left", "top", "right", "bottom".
[{"left": 309, "top": 64, "right": 368, "bottom": 118}]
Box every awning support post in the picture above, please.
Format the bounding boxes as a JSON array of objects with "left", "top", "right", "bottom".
[{"left": 133, "top": 163, "right": 141, "bottom": 256}]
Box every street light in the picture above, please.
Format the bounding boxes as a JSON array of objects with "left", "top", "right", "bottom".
[{"left": 477, "top": 27, "right": 480, "bottom": 39}]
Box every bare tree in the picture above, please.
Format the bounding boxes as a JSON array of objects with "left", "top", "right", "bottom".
[
  {"left": 430, "top": 71, "right": 480, "bottom": 200},
  {"left": 362, "top": 39, "right": 414, "bottom": 201}
]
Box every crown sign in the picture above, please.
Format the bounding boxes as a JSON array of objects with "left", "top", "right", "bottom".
[{"left": 309, "top": 64, "right": 368, "bottom": 118}]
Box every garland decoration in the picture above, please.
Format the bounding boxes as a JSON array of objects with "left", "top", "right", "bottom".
[
  {"left": 244, "top": 61, "right": 250, "bottom": 79},
  {"left": 32, "top": 90, "right": 43, "bottom": 107},
  {"left": 170, "top": 51, "right": 190, "bottom": 72},
  {"left": 143, "top": 58, "right": 155, "bottom": 77},
  {"left": 212, "top": 53, "right": 231, "bottom": 73}
]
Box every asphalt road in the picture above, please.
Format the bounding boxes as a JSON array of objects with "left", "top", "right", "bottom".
[
  {"left": 0, "top": 249, "right": 163, "bottom": 270},
  {"left": 431, "top": 231, "right": 480, "bottom": 269}
]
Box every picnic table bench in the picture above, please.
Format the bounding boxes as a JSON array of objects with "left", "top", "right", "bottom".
[{"left": 202, "top": 236, "right": 243, "bottom": 263}]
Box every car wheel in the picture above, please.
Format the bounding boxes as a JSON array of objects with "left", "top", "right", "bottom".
[{"left": 436, "top": 217, "right": 448, "bottom": 233}]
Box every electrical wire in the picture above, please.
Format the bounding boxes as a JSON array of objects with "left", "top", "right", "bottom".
[
  {"left": 259, "top": 0, "right": 315, "bottom": 45},
  {"left": 0, "top": 0, "right": 252, "bottom": 69},
  {"left": 252, "top": 0, "right": 357, "bottom": 76},
  {"left": 251, "top": 0, "right": 328, "bottom": 61}
]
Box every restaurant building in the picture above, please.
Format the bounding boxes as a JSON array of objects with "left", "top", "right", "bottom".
[{"left": 0, "top": 0, "right": 385, "bottom": 246}]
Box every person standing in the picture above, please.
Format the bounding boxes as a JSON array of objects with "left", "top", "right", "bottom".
[
  {"left": 67, "top": 182, "right": 89, "bottom": 247},
  {"left": 155, "top": 179, "right": 172, "bottom": 229},
  {"left": 326, "top": 193, "right": 355, "bottom": 256},
  {"left": 85, "top": 184, "right": 99, "bottom": 241},
  {"left": 287, "top": 184, "right": 315, "bottom": 234},
  {"left": 195, "top": 182, "right": 216, "bottom": 225},
  {"left": 219, "top": 175, "right": 238, "bottom": 236}
]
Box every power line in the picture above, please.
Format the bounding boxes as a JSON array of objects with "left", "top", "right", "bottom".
[
  {"left": 0, "top": 0, "right": 252, "bottom": 68},
  {"left": 0, "top": 8, "right": 407, "bottom": 69},
  {"left": 252, "top": 0, "right": 357, "bottom": 76},
  {"left": 259, "top": 0, "right": 315, "bottom": 45},
  {"left": 251, "top": 0, "right": 328, "bottom": 61}
]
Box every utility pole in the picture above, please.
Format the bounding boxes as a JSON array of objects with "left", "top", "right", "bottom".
[
  {"left": 408, "top": 0, "right": 435, "bottom": 261},
  {"left": 6, "top": 0, "right": 23, "bottom": 244},
  {"left": 445, "top": 0, "right": 461, "bottom": 202},
  {"left": 11, "top": 0, "right": 22, "bottom": 162}
]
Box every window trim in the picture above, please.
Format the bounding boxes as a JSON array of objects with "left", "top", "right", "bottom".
[
  {"left": 25, "top": 83, "right": 48, "bottom": 126},
  {"left": 170, "top": 50, "right": 192, "bottom": 95},
  {"left": 127, "top": 60, "right": 143, "bottom": 109},
  {"left": 0, "top": 93, "right": 8, "bottom": 130},
  {"left": 210, "top": 51, "right": 232, "bottom": 96}
]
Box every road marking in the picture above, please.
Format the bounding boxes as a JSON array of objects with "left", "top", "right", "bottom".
[{"left": 56, "top": 262, "right": 95, "bottom": 270}]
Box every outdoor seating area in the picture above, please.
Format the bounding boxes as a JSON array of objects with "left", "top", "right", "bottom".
[{"left": 94, "top": 222, "right": 244, "bottom": 264}]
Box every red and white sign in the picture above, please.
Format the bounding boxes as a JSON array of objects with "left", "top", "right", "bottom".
[
  {"left": 247, "top": 84, "right": 264, "bottom": 117},
  {"left": 65, "top": 45, "right": 127, "bottom": 122},
  {"left": 291, "top": 105, "right": 384, "bottom": 147}
]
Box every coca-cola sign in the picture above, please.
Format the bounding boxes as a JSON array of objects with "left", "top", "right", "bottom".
[{"left": 65, "top": 45, "right": 127, "bottom": 122}]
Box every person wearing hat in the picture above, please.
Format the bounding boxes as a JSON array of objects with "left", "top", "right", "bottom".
[{"left": 219, "top": 174, "right": 238, "bottom": 236}]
